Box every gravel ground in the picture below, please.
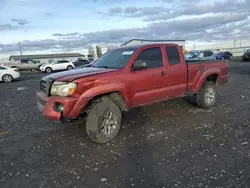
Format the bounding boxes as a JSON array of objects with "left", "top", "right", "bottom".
[{"left": 0, "top": 62, "right": 250, "bottom": 188}]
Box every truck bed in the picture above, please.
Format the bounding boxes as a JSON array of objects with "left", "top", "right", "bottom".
[
  {"left": 186, "top": 59, "right": 228, "bottom": 93},
  {"left": 186, "top": 59, "right": 227, "bottom": 64}
]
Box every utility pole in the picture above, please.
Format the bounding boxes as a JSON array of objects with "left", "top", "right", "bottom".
[
  {"left": 193, "top": 40, "right": 196, "bottom": 50},
  {"left": 18, "top": 41, "right": 22, "bottom": 55}
]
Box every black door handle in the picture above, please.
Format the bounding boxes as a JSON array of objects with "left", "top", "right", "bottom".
[{"left": 161, "top": 71, "right": 167, "bottom": 76}]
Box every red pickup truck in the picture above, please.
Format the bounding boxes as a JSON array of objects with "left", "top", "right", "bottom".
[{"left": 36, "top": 43, "right": 228, "bottom": 143}]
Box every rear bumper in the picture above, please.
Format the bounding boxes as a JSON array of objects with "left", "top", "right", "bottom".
[
  {"left": 13, "top": 72, "right": 20, "bottom": 79},
  {"left": 36, "top": 91, "right": 82, "bottom": 121}
]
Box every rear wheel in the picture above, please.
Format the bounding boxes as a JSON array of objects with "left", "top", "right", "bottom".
[
  {"left": 196, "top": 82, "right": 217, "bottom": 109},
  {"left": 67, "top": 65, "right": 73, "bottom": 70},
  {"left": 2, "top": 74, "right": 13, "bottom": 83},
  {"left": 86, "top": 97, "right": 122, "bottom": 144},
  {"left": 45, "top": 67, "right": 52, "bottom": 73}
]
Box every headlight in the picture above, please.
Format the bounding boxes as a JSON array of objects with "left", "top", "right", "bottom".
[{"left": 50, "top": 81, "right": 77, "bottom": 96}]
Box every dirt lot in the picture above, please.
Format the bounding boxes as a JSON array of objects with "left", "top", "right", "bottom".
[{"left": 0, "top": 62, "right": 250, "bottom": 188}]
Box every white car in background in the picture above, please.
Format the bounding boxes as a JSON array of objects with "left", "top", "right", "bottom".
[
  {"left": 39, "top": 60, "right": 75, "bottom": 73},
  {"left": 0, "top": 65, "right": 20, "bottom": 83}
]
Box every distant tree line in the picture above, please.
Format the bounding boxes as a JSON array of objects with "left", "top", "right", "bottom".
[{"left": 87, "top": 45, "right": 103, "bottom": 61}]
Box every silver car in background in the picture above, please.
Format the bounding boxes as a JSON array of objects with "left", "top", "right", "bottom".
[
  {"left": 3, "top": 59, "right": 44, "bottom": 71},
  {"left": 185, "top": 50, "right": 216, "bottom": 60}
]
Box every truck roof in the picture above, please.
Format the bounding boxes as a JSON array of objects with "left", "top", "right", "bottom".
[{"left": 118, "top": 43, "right": 180, "bottom": 49}]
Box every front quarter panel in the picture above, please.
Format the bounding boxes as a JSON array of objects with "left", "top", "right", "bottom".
[{"left": 69, "top": 82, "right": 130, "bottom": 118}]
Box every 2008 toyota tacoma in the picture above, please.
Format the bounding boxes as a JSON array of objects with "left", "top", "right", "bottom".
[{"left": 36, "top": 43, "right": 229, "bottom": 144}]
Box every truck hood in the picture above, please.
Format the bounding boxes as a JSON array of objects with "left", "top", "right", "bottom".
[{"left": 42, "top": 67, "right": 117, "bottom": 82}]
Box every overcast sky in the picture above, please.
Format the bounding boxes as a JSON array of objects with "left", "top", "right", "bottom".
[{"left": 0, "top": 0, "right": 250, "bottom": 58}]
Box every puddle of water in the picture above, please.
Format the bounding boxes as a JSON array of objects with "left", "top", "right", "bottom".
[{"left": 17, "top": 87, "right": 28, "bottom": 91}]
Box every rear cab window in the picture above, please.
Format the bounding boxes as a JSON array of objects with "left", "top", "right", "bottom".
[{"left": 165, "top": 46, "right": 181, "bottom": 65}]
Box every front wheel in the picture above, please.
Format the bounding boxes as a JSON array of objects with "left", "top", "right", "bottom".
[
  {"left": 196, "top": 82, "right": 217, "bottom": 109},
  {"left": 67, "top": 65, "right": 73, "bottom": 70},
  {"left": 86, "top": 97, "right": 122, "bottom": 144},
  {"left": 45, "top": 67, "right": 52, "bottom": 73},
  {"left": 2, "top": 74, "right": 13, "bottom": 83}
]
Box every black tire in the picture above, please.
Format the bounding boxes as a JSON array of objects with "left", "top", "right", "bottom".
[
  {"left": 38, "top": 65, "right": 42, "bottom": 71},
  {"left": 196, "top": 82, "right": 217, "bottom": 109},
  {"left": 2, "top": 74, "right": 13, "bottom": 83},
  {"left": 67, "top": 65, "right": 73, "bottom": 70},
  {"left": 86, "top": 97, "right": 122, "bottom": 144},
  {"left": 45, "top": 67, "right": 52, "bottom": 73}
]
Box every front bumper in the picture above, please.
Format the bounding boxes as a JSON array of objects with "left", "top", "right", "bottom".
[
  {"left": 36, "top": 91, "right": 80, "bottom": 121},
  {"left": 243, "top": 55, "right": 250, "bottom": 60}
]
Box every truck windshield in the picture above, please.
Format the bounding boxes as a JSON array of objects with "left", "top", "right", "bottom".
[{"left": 94, "top": 47, "right": 137, "bottom": 69}]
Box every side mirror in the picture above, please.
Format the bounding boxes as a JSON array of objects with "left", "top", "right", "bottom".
[{"left": 132, "top": 60, "right": 147, "bottom": 71}]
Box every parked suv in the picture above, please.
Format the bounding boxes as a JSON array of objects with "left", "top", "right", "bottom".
[
  {"left": 185, "top": 50, "right": 216, "bottom": 60},
  {"left": 73, "top": 59, "right": 90, "bottom": 67},
  {"left": 242, "top": 49, "right": 250, "bottom": 61},
  {"left": 39, "top": 60, "right": 75, "bottom": 73}
]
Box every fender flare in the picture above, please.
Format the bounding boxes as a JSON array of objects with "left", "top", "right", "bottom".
[
  {"left": 69, "top": 82, "right": 130, "bottom": 118},
  {"left": 195, "top": 69, "right": 221, "bottom": 92}
]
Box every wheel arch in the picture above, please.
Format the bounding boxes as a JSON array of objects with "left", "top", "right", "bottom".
[
  {"left": 69, "top": 84, "right": 131, "bottom": 118},
  {"left": 196, "top": 72, "right": 220, "bottom": 92},
  {"left": 45, "top": 66, "right": 52, "bottom": 70}
]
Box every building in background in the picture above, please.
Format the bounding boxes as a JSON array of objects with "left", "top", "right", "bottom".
[
  {"left": 120, "top": 39, "right": 186, "bottom": 49},
  {"left": 9, "top": 53, "right": 85, "bottom": 64}
]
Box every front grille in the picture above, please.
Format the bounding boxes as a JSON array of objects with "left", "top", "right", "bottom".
[{"left": 40, "top": 77, "right": 54, "bottom": 96}]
